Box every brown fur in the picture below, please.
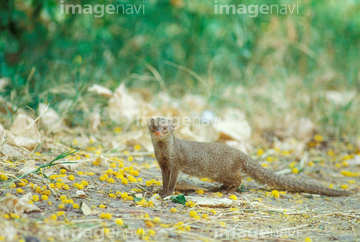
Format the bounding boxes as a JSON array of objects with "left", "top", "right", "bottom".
[{"left": 148, "top": 117, "right": 350, "bottom": 197}]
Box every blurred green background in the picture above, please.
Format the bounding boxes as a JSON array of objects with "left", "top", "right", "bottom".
[{"left": 0, "top": 0, "right": 359, "bottom": 136}]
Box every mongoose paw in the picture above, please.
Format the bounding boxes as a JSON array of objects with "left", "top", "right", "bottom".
[
  {"left": 160, "top": 190, "right": 173, "bottom": 198},
  {"left": 211, "top": 185, "right": 229, "bottom": 192}
]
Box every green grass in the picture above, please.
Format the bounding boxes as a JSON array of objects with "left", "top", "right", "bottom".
[{"left": 0, "top": 0, "right": 359, "bottom": 139}]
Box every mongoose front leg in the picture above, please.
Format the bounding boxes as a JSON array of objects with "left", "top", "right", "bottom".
[
  {"left": 159, "top": 165, "right": 170, "bottom": 197},
  {"left": 161, "top": 169, "right": 180, "bottom": 197}
]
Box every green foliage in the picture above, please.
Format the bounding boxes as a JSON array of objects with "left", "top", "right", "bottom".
[{"left": 0, "top": 0, "right": 359, "bottom": 134}]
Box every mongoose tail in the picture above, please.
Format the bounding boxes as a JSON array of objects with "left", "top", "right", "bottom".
[{"left": 242, "top": 156, "right": 350, "bottom": 197}]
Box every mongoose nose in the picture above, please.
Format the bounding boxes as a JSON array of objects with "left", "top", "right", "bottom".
[{"left": 155, "top": 131, "right": 161, "bottom": 135}]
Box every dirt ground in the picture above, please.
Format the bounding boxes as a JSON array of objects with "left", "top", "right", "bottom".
[{"left": 0, "top": 129, "right": 360, "bottom": 242}]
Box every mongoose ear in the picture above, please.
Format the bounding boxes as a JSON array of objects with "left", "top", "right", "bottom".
[
  {"left": 148, "top": 118, "right": 154, "bottom": 127},
  {"left": 170, "top": 119, "right": 177, "bottom": 130}
]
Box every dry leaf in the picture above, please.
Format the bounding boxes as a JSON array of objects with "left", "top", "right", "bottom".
[
  {"left": 115, "top": 130, "right": 153, "bottom": 152},
  {"left": 108, "top": 83, "right": 141, "bottom": 123},
  {"left": 294, "top": 118, "right": 315, "bottom": 142},
  {"left": 149, "top": 194, "right": 161, "bottom": 207},
  {"left": 325, "top": 91, "right": 356, "bottom": 105},
  {"left": 80, "top": 202, "right": 92, "bottom": 215},
  {"left": 88, "top": 84, "right": 113, "bottom": 98},
  {"left": 1, "top": 224, "right": 16, "bottom": 241},
  {"left": 0, "top": 144, "right": 27, "bottom": 156},
  {"left": 9, "top": 113, "right": 40, "bottom": 150},
  {"left": 213, "top": 109, "right": 252, "bottom": 142},
  {"left": 76, "top": 190, "right": 87, "bottom": 198},
  {"left": 38, "top": 103, "right": 63, "bottom": 131},
  {"left": 182, "top": 94, "right": 206, "bottom": 113},
  {"left": 89, "top": 112, "right": 101, "bottom": 132},
  {"left": 0, "top": 193, "right": 41, "bottom": 215},
  {"left": 19, "top": 160, "right": 36, "bottom": 175},
  {"left": 58, "top": 159, "right": 87, "bottom": 171},
  {"left": 348, "top": 155, "right": 360, "bottom": 166},
  {"left": 0, "top": 77, "right": 10, "bottom": 92},
  {"left": 0, "top": 122, "right": 5, "bottom": 143},
  {"left": 225, "top": 141, "right": 249, "bottom": 154},
  {"left": 185, "top": 196, "right": 233, "bottom": 208}
]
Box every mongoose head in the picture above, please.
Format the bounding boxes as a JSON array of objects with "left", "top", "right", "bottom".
[{"left": 148, "top": 117, "right": 176, "bottom": 140}]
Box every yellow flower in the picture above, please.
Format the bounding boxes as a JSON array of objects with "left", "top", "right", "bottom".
[
  {"left": 114, "top": 127, "right": 122, "bottom": 133},
  {"left": 0, "top": 174, "right": 8, "bottom": 180},
  {"left": 257, "top": 149, "right": 264, "bottom": 156},
  {"left": 195, "top": 190, "right": 204, "bottom": 194},
  {"left": 314, "top": 134, "right": 323, "bottom": 142},
  {"left": 115, "top": 219, "right": 124, "bottom": 226},
  {"left": 77, "top": 171, "right": 84, "bottom": 175},
  {"left": 41, "top": 195, "right": 49, "bottom": 201},
  {"left": 99, "top": 213, "right": 112, "bottom": 219},
  {"left": 147, "top": 229, "right": 156, "bottom": 236},
  {"left": 136, "top": 228, "right": 145, "bottom": 238},
  {"left": 109, "top": 193, "right": 116, "bottom": 198},
  {"left": 170, "top": 208, "right": 177, "bottom": 213},
  {"left": 58, "top": 204, "right": 65, "bottom": 210},
  {"left": 110, "top": 162, "right": 116, "bottom": 168},
  {"left": 60, "top": 169, "right": 66, "bottom": 174},
  {"left": 145, "top": 221, "right": 155, "bottom": 228},
  {"left": 189, "top": 211, "right": 197, "bottom": 217},
  {"left": 134, "top": 144, "right": 141, "bottom": 151},
  {"left": 57, "top": 211, "right": 65, "bottom": 216},
  {"left": 128, "top": 175, "right": 137, "bottom": 183},
  {"left": 50, "top": 214, "right": 57, "bottom": 221},
  {"left": 32, "top": 195, "right": 39, "bottom": 202},
  {"left": 107, "top": 178, "right": 115, "bottom": 184},
  {"left": 129, "top": 170, "right": 139, "bottom": 176},
  {"left": 229, "top": 194, "right": 237, "bottom": 200},
  {"left": 16, "top": 188, "right": 24, "bottom": 194},
  {"left": 341, "top": 184, "right": 349, "bottom": 189},
  {"left": 128, "top": 156, "right": 134, "bottom": 162},
  {"left": 292, "top": 168, "right": 299, "bottom": 174},
  {"left": 120, "top": 192, "right": 128, "bottom": 200},
  {"left": 10, "top": 214, "right": 20, "bottom": 219},
  {"left": 202, "top": 214, "right": 208, "bottom": 219},
  {"left": 327, "top": 150, "right": 335, "bottom": 157},
  {"left": 271, "top": 190, "right": 280, "bottom": 198},
  {"left": 121, "top": 178, "right": 128, "bottom": 185},
  {"left": 210, "top": 209, "right": 217, "bottom": 215},
  {"left": 185, "top": 201, "right": 196, "bottom": 208},
  {"left": 153, "top": 217, "right": 161, "bottom": 223},
  {"left": 304, "top": 237, "right": 312, "bottom": 242},
  {"left": 73, "top": 203, "right": 80, "bottom": 209},
  {"left": 68, "top": 175, "right": 75, "bottom": 181},
  {"left": 99, "top": 204, "right": 107, "bottom": 208},
  {"left": 266, "top": 157, "right": 274, "bottom": 162}
]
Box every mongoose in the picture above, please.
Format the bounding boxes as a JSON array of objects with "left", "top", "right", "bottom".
[{"left": 148, "top": 117, "right": 351, "bottom": 197}]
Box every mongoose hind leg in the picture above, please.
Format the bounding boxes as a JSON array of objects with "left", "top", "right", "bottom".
[{"left": 213, "top": 173, "right": 242, "bottom": 193}]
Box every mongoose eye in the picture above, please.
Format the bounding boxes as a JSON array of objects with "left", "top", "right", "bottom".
[{"left": 163, "top": 126, "right": 168, "bottom": 130}]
